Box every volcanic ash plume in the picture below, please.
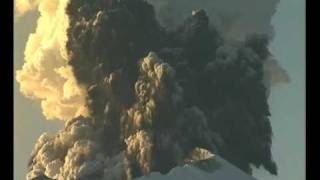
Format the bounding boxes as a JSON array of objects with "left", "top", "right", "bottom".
[
  {"left": 16, "top": 0, "right": 287, "bottom": 179},
  {"left": 15, "top": 0, "right": 39, "bottom": 17},
  {"left": 16, "top": 0, "right": 89, "bottom": 121},
  {"left": 146, "top": 0, "right": 279, "bottom": 40}
]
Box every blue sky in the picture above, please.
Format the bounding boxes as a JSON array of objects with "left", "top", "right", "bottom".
[
  {"left": 253, "top": 0, "right": 305, "bottom": 179},
  {"left": 14, "top": 0, "right": 305, "bottom": 179}
]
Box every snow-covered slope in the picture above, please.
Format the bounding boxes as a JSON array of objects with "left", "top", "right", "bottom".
[{"left": 135, "top": 155, "right": 257, "bottom": 180}]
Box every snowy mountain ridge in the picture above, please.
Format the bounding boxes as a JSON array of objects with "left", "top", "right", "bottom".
[{"left": 136, "top": 151, "right": 257, "bottom": 180}]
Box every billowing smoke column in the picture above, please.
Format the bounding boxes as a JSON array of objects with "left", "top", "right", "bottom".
[
  {"left": 16, "top": 0, "right": 289, "bottom": 179},
  {"left": 16, "top": 0, "right": 89, "bottom": 121},
  {"left": 146, "top": 0, "right": 279, "bottom": 40}
]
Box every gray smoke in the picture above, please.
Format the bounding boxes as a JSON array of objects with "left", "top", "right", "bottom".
[
  {"left": 147, "top": 0, "right": 279, "bottom": 40},
  {"left": 26, "top": 0, "right": 286, "bottom": 179}
]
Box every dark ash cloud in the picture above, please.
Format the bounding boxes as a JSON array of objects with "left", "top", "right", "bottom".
[{"left": 26, "top": 0, "right": 285, "bottom": 179}]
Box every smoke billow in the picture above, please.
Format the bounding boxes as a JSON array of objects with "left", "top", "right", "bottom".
[
  {"left": 16, "top": 0, "right": 288, "bottom": 179},
  {"left": 15, "top": 0, "right": 39, "bottom": 17},
  {"left": 16, "top": 0, "right": 89, "bottom": 121},
  {"left": 146, "top": 0, "right": 279, "bottom": 40}
]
